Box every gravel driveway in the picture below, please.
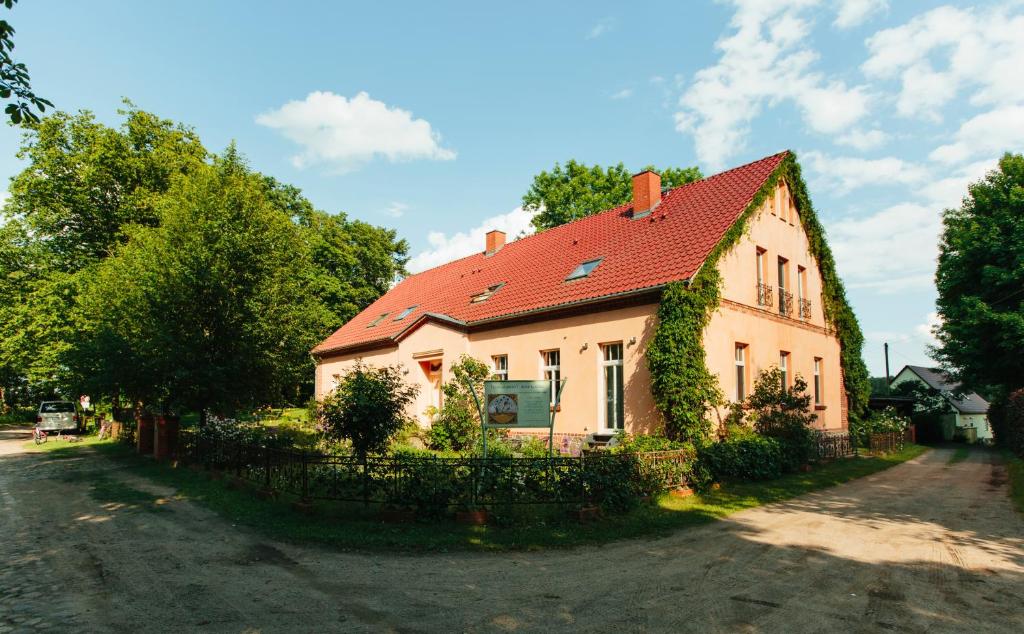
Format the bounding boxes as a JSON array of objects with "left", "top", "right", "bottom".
[{"left": 1, "top": 428, "right": 1022, "bottom": 633}]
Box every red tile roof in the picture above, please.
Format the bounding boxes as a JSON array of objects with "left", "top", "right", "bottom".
[{"left": 313, "top": 151, "right": 789, "bottom": 356}]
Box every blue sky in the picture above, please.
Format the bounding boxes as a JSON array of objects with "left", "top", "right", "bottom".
[{"left": 3, "top": 0, "right": 1023, "bottom": 377}]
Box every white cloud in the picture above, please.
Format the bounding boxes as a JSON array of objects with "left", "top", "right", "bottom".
[
  {"left": 835, "top": 128, "right": 889, "bottom": 151},
  {"left": 803, "top": 151, "right": 928, "bottom": 195},
  {"left": 834, "top": 0, "right": 888, "bottom": 29},
  {"left": 829, "top": 202, "right": 942, "bottom": 293},
  {"left": 610, "top": 88, "right": 633, "bottom": 100},
  {"left": 916, "top": 311, "right": 942, "bottom": 346},
  {"left": 674, "top": 0, "right": 869, "bottom": 169},
  {"left": 407, "top": 206, "right": 536, "bottom": 273},
  {"left": 587, "top": 18, "right": 613, "bottom": 39},
  {"left": 916, "top": 158, "right": 996, "bottom": 211},
  {"left": 381, "top": 201, "right": 409, "bottom": 218},
  {"left": 863, "top": 4, "right": 1024, "bottom": 121},
  {"left": 256, "top": 91, "right": 456, "bottom": 171},
  {"left": 0, "top": 191, "right": 9, "bottom": 209},
  {"left": 928, "top": 106, "right": 1024, "bottom": 165}
]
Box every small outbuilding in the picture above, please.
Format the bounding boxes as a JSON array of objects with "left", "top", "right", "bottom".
[{"left": 890, "top": 365, "right": 992, "bottom": 443}]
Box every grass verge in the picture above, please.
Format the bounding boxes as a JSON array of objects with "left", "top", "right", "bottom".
[{"left": 30, "top": 439, "right": 927, "bottom": 552}]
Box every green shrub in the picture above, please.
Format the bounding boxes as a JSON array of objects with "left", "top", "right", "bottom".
[
  {"left": 317, "top": 362, "right": 418, "bottom": 460},
  {"left": 988, "top": 390, "right": 1024, "bottom": 457},
  {"left": 849, "top": 407, "right": 909, "bottom": 448},
  {"left": 744, "top": 367, "right": 817, "bottom": 467},
  {"left": 427, "top": 355, "right": 490, "bottom": 452},
  {"left": 611, "top": 432, "right": 688, "bottom": 453},
  {"left": 698, "top": 435, "right": 785, "bottom": 482}
]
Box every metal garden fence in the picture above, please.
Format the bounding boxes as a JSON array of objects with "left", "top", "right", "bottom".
[
  {"left": 812, "top": 431, "right": 856, "bottom": 460},
  {"left": 176, "top": 429, "right": 692, "bottom": 512}
]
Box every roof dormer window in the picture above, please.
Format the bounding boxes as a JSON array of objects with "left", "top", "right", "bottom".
[
  {"left": 366, "top": 313, "right": 389, "bottom": 328},
  {"left": 393, "top": 305, "right": 418, "bottom": 321},
  {"left": 566, "top": 258, "right": 603, "bottom": 281},
  {"left": 471, "top": 282, "right": 505, "bottom": 303}
]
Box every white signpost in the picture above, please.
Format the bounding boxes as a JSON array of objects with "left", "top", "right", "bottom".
[{"left": 470, "top": 379, "right": 566, "bottom": 458}]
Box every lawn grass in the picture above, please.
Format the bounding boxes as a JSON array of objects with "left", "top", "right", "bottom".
[
  {"left": 32, "top": 440, "right": 928, "bottom": 552},
  {"left": 1006, "top": 451, "right": 1024, "bottom": 516},
  {"left": 947, "top": 446, "right": 970, "bottom": 465}
]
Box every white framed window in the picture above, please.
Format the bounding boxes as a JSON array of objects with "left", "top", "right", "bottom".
[
  {"left": 566, "top": 258, "right": 603, "bottom": 281},
  {"left": 601, "top": 343, "right": 624, "bottom": 431},
  {"left": 735, "top": 344, "right": 747, "bottom": 401},
  {"left": 796, "top": 266, "right": 805, "bottom": 303},
  {"left": 542, "top": 350, "right": 561, "bottom": 407},
  {"left": 492, "top": 355, "right": 508, "bottom": 381},
  {"left": 814, "top": 357, "right": 822, "bottom": 405},
  {"left": 780, "top": 352, "right": 790, "bottom": 390}
]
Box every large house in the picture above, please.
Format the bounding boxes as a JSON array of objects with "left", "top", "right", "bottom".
[
  {"left": 890, "top": 365, "right": 992, "bottom": 443},
  {"left": 313, "top": 151, "right": 854, "bottom": 438}
]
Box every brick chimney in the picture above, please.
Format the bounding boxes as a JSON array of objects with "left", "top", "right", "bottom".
[
  {"left": 485, "top": 230, "right": 506, "bottom": 255},
  {"left": 632, "top": 170, "right": 662, "bottom": 215}
]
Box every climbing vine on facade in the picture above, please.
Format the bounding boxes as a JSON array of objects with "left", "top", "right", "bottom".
[{"left": 647, "top": 152, "right": 870, "bottom": 442}]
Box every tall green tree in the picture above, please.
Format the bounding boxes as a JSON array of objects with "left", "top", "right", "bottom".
[
  {"left": 70, "top": 151, "right": 334, "bottom": 414},
  {"left": 934, "top": 153, "right": 1024, "bottom": 397},
  {"left": 0, "top": 105, "right": 208, "bottom": 403},
  {"left": 1, "top": 0, "right": 52, "bottom": 124},
  {"left": 6, "top": 104, "right": 207, "bottom": 270},
  {"left": 523, "top": 161, "right": 702, "bottom": 231}
]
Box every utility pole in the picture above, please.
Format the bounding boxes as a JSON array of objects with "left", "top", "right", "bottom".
[{"left": 884, "top": 342, "right": 891, "bottom": 395}]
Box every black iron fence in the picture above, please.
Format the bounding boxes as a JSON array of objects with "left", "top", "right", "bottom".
[
  {"left": 176, "top": 430, "right": 693, "bottom": 512},
  {"left": 812, "top": 431, "right": 856, "bottom": 460}
]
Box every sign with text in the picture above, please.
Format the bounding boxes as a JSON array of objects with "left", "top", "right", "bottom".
[{"left": 483, "top": 380, "right": 554, "bottom": 428}]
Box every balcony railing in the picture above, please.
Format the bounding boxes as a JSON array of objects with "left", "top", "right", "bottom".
[
  {"left": 778, "top": 290, "right": 794, "bottom": 317},
  {"left": 756, "top": 283, "right": 773, "bottom": 308},
  {"left": 799, "top": 298, "right": 812, "bottom": 319}
]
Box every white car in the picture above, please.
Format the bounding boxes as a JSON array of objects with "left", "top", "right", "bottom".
[{"left": 36, "top": 401, "right": 80, "bottom": 432}]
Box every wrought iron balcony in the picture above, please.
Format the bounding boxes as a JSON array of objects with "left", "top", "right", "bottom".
[
  {"left": 756, "top": 283, "right": 773, "bottom": 308},
  {"left": 779, "top": 290, "right": 794, "bottom": 317},
  {"left": 799, "top": 298, "right": 812, "bottom": 319}
]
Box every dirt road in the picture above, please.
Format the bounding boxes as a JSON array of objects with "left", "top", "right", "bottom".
[{"left": 1, "top": 429, "right": 1022, "bottom": 633}]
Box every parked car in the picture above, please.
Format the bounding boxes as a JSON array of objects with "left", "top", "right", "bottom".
[{"left": 36, "top": 401, "right": 80, "bottom": 432}]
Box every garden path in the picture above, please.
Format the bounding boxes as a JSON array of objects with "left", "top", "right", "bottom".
[{"left": 0, "top": 430, "right": 1021, "bottom": 633}]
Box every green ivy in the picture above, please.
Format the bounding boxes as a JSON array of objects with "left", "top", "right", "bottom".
[{"left": 647, "top": 152, "right": 870, "bottom": 441}]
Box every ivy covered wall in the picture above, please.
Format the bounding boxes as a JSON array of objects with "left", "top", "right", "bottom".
[{"left": 646, "top": 152, "right": 870, "bottom": 441}]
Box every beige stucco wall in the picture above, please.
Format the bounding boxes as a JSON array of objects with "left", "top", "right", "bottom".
[
  {"left": 469, "top": 303, "right": 660, "bottom": 435},
  {"left": 314, "top": 179, "right": 849, "bottom": 434},
  {"left": 709, "top": 179, "right": 846, "bottom": 430}
]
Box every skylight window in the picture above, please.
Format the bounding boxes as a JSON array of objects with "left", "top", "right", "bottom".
[
  {"left": 366, "top": 313, "right": 389, "bottom": 328},
  {"left": 393, "top": 305, "right": 418, "bottom": 321},
  {"left": 471, "top": 283, "right": 505, "bottom": 303},
  {"left": 566, "top": 258, "right": 603, "bottom": 281}
]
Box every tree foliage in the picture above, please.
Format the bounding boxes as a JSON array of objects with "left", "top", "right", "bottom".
[
  {"left": 317, "top": 362, "right": 419, "bottom": 460},
  {"left": 0, "top": 105, "right": 409, "bottom": 411},
  {"left": 69, "top": 151, "right": 334, "bottom": 414},
  {"left": 522, "top": 160, "right": 702, "bottom": 231},
  {"left": 427, "top": 354, "right": 490, "bottom": 452},
  {"left": 934, "top": 153, "right": 1024, "bottom": 398},
  {"left": 0, "top": 0, "right": 52, "bottom": 124}
]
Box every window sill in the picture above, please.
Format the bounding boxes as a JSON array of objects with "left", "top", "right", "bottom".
[{"left": 814, "top": 404, "right": 827, "bottom": 411}]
